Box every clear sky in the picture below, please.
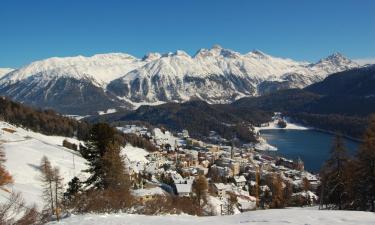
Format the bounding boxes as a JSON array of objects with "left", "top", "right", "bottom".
[{"left": 0, "top": 0, "right": 374, "bottom": 68}]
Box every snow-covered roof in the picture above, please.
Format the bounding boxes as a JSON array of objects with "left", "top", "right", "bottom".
[
  {"left": 234, "top": 175, "right": 247, "bottom": 183},
  {"left": 213, "top": 183, "right": 231, "bottom": 191},
  {"left": 132, "top": 187, "right": 166, "bottom": 197},
  {"left": 175, "top": 183, "right": 192, "bottom": 194}
]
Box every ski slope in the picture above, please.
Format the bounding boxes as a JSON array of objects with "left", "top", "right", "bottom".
[
  {"left": 0, "top": 121, "right": 88, "bottom": 208},
  {"left": 47, "top": 208, "right": 375, "bottom": 225}
]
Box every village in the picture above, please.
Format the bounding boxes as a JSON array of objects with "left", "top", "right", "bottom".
[{"left": 117, "top": 124, "right": 319, "bottom": 215}]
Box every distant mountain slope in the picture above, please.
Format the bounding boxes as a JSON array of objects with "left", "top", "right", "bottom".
[
  {"left": 92, "top": 100, "right": 273, "bottom": 142},
  {"left": 108, "top": 47, "right": 358, "bottom": 103},
  {"left": 0, "top": 47, "right": 359, "bottom": 115},
  {"left": 306, "top": 65, "right": 375, "bottom": 96}
]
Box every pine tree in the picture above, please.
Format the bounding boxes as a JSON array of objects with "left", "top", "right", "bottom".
[
  {"left": 64, "top": 177, "right": 82, "bottom": 202},
  {"left": 80, "top": 123, "right": 118, "bottom": 189},
  {"left": 355, "top": 116, "right": 375, "bottom": 211},
  {"left": 320, "top": 134, "right": 350, "bottom": 209},
  {"left": 102, "top": 142, "right": 129, "bottom": 190}
]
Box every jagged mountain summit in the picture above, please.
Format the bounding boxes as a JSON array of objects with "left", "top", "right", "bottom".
[{"left": 0, "top": 46, "right": 359, "bottom": 115}]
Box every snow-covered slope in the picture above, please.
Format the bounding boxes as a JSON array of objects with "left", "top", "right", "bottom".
[
  {"left": 47, "top": 208, "right": 375, "bottom": 225},
  {"left": 0, "top": 47, "right": 359, "bottom": 114},
  {"left": 0, "top": 121, "right": 88, "bottom": 208},
  {"left": 0, "top": 68, "right": 14, "bottom": 78}
]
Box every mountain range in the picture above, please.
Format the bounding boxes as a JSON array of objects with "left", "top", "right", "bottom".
[{"left": 0, "top": 46, "right": 359, "bottom": 115}]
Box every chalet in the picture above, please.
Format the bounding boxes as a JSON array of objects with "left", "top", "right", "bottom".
[
  {"left": 234, "top": 175, "right": 247, "bottom": 187},
  {"left": 175, "top": 183, "right": 192, "bottom": 197},
  {"left": 212, "top": 183, "right": 228, "bottom": 199},
  {"left": 132, "top": 186, "right": 167, "bottom": 203}
]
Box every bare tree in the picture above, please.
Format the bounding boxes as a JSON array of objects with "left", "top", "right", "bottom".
[
  {"left": 53, "top": 167, "right": 63, "bottom": 221},
  {"left": 40, "top": 156, "right": 55, "bottom": 216}
]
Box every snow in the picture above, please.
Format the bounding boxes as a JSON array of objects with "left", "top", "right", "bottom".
[
  {"left": 0, "top": 53, "right": 147, "bottom": 87},
  {"left": 153, "top": 128, "right": 181, "bottom": 149},
  {"left": 0, "top": 68, "right": 14, "bottom": 78},
  {"left": 253, "top": 137, "right": 278, "bottom": 151},
  {"left": 47, "top": 208, "right": 375, "bottom": 225},
  {"left": 254, "top": 119, "right": 309, "bottom": 132},
  {"left": 0, "top": 47, "right": 359, "bottom": 108},
  {"left": 132, "top": 187, "right": 166, "bottom": 197},
  {"left": 0, "top": 121, "right": 88, "bottom": 208},
  {"left": 109, "top": 46, "right": 359, "bottom": 105},
  {"left": 98, "top": 108, "right": 117, "bottom": 115},
  {"left": 122, "top": 144, "right": 150, "bottom": 163}
]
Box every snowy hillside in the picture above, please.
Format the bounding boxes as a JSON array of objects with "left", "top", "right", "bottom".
[
  {"left": 0, "top": 47, "right": 359, "bottom": 114},
  {"left": 0, "top": 121, "right": 88, "bottom": 208},
  {"left": 47, "top": 208, "right": 375, "bottom": 225}
]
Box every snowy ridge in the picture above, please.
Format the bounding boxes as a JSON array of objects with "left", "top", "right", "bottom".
[
  {"left": 0, "top": 46, "right": 360, "bottom": 113},
  {"left": 0, "top": 68, "right": 14, "bottom": 78},
  {"left": 0, "top": 53, "right": 146, "bottom": 87},
  {"left": 108, "top": 46, "right": 359, "bottom": 104}
]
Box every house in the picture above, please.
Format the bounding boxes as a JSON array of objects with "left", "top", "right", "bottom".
[
  {"left": 213, "top": 183, "right": 228, "bottom": 199},
  {"left": 234, "top": 175, "right": 247, "bottom": 187},
  {"left": 175, "top": 183, "right": 192, "bottom": 197},
  {"left": 132, "top": 186, "right": 167, "bottom": 203}
]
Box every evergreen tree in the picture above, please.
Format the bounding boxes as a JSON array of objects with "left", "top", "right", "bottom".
[
  {"left": 80, "top": 123, "right": 119, "bottom": 189},
  {"left": 102, "top": 142, "right": 129, "bottom": 190},
  {"left": 355, "top": 116, "right": 375, "bottom": 211},
  {"left": 320, "top": 134, "right": 350, "bottom": 209},
  {"left": 64, "top": 177, "right": 82, "bottom": 202}
]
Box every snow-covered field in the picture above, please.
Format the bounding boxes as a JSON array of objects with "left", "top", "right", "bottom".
[
  {"left": 122, "top": 144, "right": 149, "bottom": 163},
  {"left": 48, "top": 208, "right": 375, "bottom": 225},
  {"left": 254, "top": 119, "right": 309, "bottom": 132},
  {"left": 0, "top": 121, "right": 88, "bottom": 208}
]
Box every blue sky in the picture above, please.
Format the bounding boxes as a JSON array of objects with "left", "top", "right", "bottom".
[{"left": 0, "top": 0, "right": 374, "bottom": 68}]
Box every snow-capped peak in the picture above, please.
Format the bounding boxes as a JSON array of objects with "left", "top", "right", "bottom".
[
  {"left": 142, "top": 52, "right": 162, "bottom": 62},
  {"left": 0, "top": 68, "right": 14, "bottom": 78},
  {"left": 194, "top": 45, "right": 240, "bottom": 59},
  {"left": 173, "top": 50, "right": 190, "bottom": 58},
  {"left": 0, "top": 47, "right": 361, "bottom": 112},
  {"left": 318, "top": 52, "right": 352, "bottom": 64},
  {"left": 1, "top": 53, "right": 145, "bottom": 86}
]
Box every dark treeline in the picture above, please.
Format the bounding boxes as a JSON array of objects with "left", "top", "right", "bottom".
[
  {"left": 287, "top": 113, "right": 368, "bottom": 139},
  {"left": 93, "top": 100, "right": 273, "bottom": 143},
  {"left": 233, "top": 88, "right": 375, "bottom": 139},
  {"left": 319, "top": 116, "right": 375, "bottom": 211},
  {"left": 0, "top": 96, "right": 90, "bottom": 139},
  {"left": 123, "top": 133, "right": 158, "bottom": 152}
]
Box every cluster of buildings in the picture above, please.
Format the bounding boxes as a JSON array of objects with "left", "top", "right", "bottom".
[{"left": 120, "top": 125, "right": 320, "bottom": 214}]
